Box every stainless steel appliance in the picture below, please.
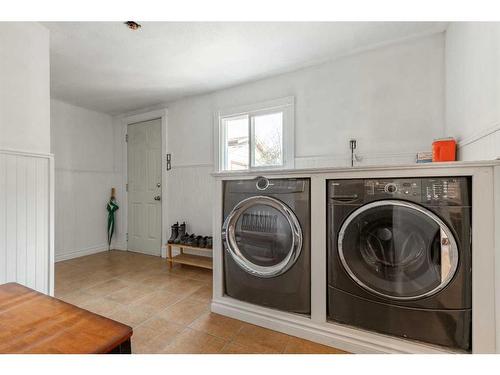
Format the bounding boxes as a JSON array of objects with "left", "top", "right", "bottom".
[
  {"left": 327, "top": 177, "right": 472, "bottom": 351},
  {"left": 222, "top": 177, "right": 310, "bottom": 314}
]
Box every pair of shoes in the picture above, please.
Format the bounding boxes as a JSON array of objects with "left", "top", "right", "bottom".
[
  {"left": 179, "top": 233, "right": 194, "bottom": 245},
  {"left": 171, "top": 222, "right": 186, "bottom": 244},
  {"left": 198, "top": 236, "right": 213, "bottom": 249},
  {"left": 187, "top": 235, "right": 203, "bottom": 247}
]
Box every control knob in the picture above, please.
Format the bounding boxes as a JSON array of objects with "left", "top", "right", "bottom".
[{"left": 384, "top": 183, "right": 397, "bottom": 193}]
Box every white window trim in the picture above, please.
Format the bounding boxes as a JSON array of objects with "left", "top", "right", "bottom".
[{"left": 213, "top": 96, "right": 295, "bottom": 172}]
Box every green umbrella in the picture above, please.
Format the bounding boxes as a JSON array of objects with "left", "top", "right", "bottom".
[{"left": 106, "top": 195, "right": 119, "bottom": 250}]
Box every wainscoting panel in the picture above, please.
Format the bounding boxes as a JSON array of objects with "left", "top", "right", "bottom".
[
  {"left": 0, "top": 150, "right": 54, "bottom": 295},
  {"left": 167, "top": 164, "right": 215, "bottom": 236}
]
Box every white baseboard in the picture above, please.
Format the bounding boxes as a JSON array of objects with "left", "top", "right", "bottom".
[
  {"left": 112, "top": 242, "right": 128, "bottom": 252},
  {"left": 211, "top": 297, "right": 455, "bottom": 354},
  {"left": 55, "top": 244, "right": 109, "bottom": 262}
]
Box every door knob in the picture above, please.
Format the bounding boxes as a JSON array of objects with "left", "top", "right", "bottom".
[{"left": 154, "top": 195, "right": 161, "bottom": 201}]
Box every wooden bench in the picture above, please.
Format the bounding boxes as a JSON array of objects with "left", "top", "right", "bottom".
[{"left": 0, "top": 283, "right": 132, "bottom": 354}]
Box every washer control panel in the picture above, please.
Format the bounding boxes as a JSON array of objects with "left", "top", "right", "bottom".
[
  {"left": 361, "top": 177, "right": 469, "bottom": 206},
  {"left": 365, "top": 179, "right": 421, "bottom": 201}
]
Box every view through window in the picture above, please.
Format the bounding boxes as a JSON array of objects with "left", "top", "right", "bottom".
[{"left": 223, "top": 111, "right": 284, "bottom": 171}]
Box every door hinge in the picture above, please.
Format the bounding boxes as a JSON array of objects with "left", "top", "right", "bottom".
[
  {"left": 126, "top": 183, "right": 128, "bottom": 192},
  {"left": 166, "top": 153, "right": 171, "bottom": 171},
  {"left": 125, "top": 134, "right": 128, "bottom": 142},
  {"left": 126, "top": 233, "right": 128, "bottom": 241}
]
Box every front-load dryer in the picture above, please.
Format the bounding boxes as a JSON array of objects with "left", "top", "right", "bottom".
[
  {"left": 327, "top": 177, "right": 472, "bottom": 351},
  {"left": 222, "top": 177, "right": 310, "bottom": 315}
]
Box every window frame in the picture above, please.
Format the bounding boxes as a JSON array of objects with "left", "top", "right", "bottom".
[{"left": 214, "top": 96, "right": 295, "bottom": 172}]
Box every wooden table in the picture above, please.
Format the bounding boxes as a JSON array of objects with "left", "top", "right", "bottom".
[{"left": 0, "top": 283, "right": 133, "bottom": 354}]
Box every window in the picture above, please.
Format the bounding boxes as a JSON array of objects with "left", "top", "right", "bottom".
[{"left": 216, "top": 97, "right": 294, "bottom": 172}]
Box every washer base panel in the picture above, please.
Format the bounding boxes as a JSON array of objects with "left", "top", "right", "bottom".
[{"left": 328, "top": 286, "right": 471, "bottom": 352}]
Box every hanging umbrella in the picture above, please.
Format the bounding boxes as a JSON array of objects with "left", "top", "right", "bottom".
[{"left": 107, "top": 188, "right": 119, "bottom": 250}]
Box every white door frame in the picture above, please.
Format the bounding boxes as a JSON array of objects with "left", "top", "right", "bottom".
[{"left": 120, "top": 108, "right": 168, "bottom": 257}]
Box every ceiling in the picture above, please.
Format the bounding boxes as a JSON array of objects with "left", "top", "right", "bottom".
[{"left": 45, "top": 22, "right": 447, "bottom": 115}]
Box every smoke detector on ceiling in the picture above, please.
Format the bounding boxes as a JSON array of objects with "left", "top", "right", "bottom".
[{"left": 124, "top": 21, "right": 141, "bottom": 31}]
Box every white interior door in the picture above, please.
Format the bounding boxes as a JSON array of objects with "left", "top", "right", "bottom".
[{"left": 127, "top": 119, "right": 162, "bottom": 256}]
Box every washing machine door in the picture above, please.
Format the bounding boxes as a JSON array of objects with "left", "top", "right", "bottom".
[
  {"left": 222, "top": 195, "right": 303, "bottom": 278},
  {"left": 338, "top": 200, "right": 459, "bottom": 300}
]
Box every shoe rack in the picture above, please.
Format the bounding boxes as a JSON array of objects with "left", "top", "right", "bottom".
[{"left": 166, "top": 244, "right": 213, "bottom": 270}]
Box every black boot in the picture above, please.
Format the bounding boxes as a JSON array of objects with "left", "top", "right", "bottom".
[
  {"left": 194, "top": 235, "right": 203, "bottom": 247},
  {"left": 167, "top": 222, "right": 179, "bottom": 244},
  {"left": 199, "top": 236, "right": 208, "bottom": 248},
  {"left": 205, "top": 236, "right": 213, "bottom": 249},
  {"left": 173, "top": 222, "right": 186, "bottom": 244}
]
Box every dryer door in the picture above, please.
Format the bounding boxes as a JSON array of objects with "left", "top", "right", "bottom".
[
  {"left": 222, "top": 195, "right": 303, "bottom": 278},
  {"left": 338, "top": 200, "right": 459, "bottom": 300}
]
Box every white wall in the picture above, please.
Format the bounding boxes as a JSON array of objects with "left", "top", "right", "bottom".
[
  {"left": 51, "top": 99, "right": 122, "bottom": 261},
  {"left": 445, "top": 22, "right": 500, "bottom": 160},
  {"left": 165, "top": 33, "right": 445, "bottom": 236},
  {"left": 0, "top": 23, "right": 53, "bottom": 295},
  {"left": 0, "top": 23, "right": 51, "bottom": 154}
]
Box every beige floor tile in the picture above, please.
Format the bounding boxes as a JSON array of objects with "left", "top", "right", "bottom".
[
  {"left": 283, "top": 337, "right": 349, "bottom": 354},
  {"left": 141, "top": 331, "right": 184, "bottom": 353},
  {"left": 232, "top": 324, "right": 290, "bottom": 353},
  {"left": 75, "top": 276, "right": 114, "bottom": 291},
  {"left": 219, "top": 341, "right": 266, "bottom": 354},
  {"left": 79, "top": 297, "right": 122, "bottom": 317},
  {"left": 189, "top": 312, "right": 246, "bottom": 340},
  {"left": 116, "top": 270, "right": 157, "bottom": 284},
  {"left": 157, "top": 298, "right": 210, "bottom": 326},
  {"left": 159, "top": 277, "right": 205, "bottom": 297},
  {"left": 139, "top": 316, "right": 185, "bottom": 336},
  {"left": 108, "top": 304, "right": 158, "bottom": 327},
  {"left": 171, "top": 266, "right": 213, "bottom": 283},
  {"left": 162, "top": 328, "right": 226, "bottom": 354},
  {"left": 132, "top": 325, "right": 160, "bottom": 346},
  {"left": 56, "top": 290, "right": 98, "bottom": 307},
  {"left": 189, "top": 285, "right": 212, "bottom": 303},
  {"left": 139, "top": 273, "right": 177, "bottom": 288},
  {"left": 131, "top": 290, "right": 184, "bottom": 311},
  {"left": 131, "top": 315, "right": 185, "bottom": 354},
  {"left": 83, "top": 278, "right": 129, "bottom": 297},
  {"left": 54, "top": 284, "right": 78, "bottom": 297},
  {"left": 131, "top": 342, "right": 157, "bottom": 354},
  {"left": 107, "top": 284, "right": 156, "bottom": 304}
]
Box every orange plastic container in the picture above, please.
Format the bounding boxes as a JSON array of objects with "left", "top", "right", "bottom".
[{"left": 432, "top": 138, "right": 456, "bottom": 162}]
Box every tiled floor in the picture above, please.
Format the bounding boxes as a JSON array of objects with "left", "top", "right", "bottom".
[{"left": 55, "top": 250, "right": 347, "bottom": 354}]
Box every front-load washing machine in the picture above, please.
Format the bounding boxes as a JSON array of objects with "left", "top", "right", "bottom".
[
  {"left": 327, "top": 177, "right": 472, "bottom": 351},
  {"left": 222, "top": 177, "right": 310, "bottom": 315}
]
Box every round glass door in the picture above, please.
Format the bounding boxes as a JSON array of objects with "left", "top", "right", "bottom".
[
  {"left": 338, "top": 200, "right": 459, "bottom": 300},
  {"left": 222, "top": 196, "right": 302, "bottom": 278}
]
